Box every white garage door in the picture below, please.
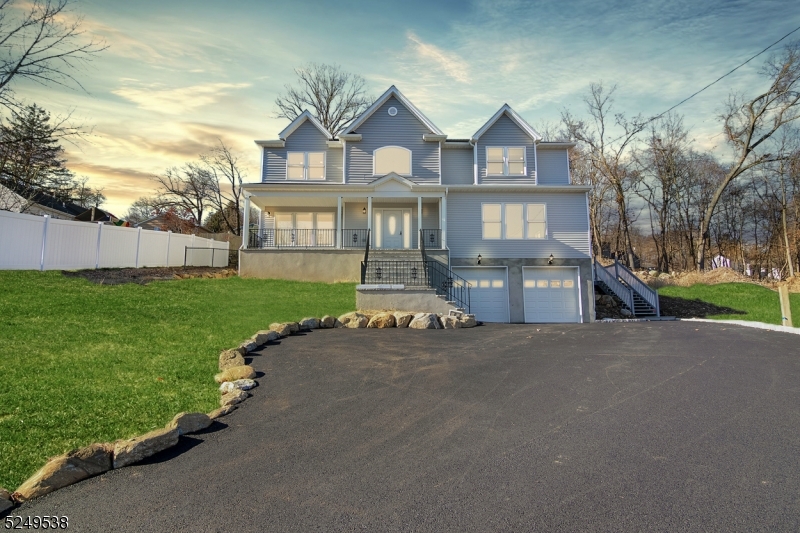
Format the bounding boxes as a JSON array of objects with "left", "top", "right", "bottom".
[
  {"left": 452, "top": 267, "right": 509, "bottom": 323},
  {"left": 523, "top": 267, "right": 581, "bottom": 323}
]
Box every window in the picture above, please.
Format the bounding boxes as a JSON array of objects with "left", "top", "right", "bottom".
[
  {"left": 485, "top": 146, "right": 526, "bottom": 176},
  {"left": 482, "top": 203, "right": 547, "bottom": 239},
  {"left": 286, "top": 152, "right": 325, "bottom": 180},
  {"left": 374, "top": 146, "right": 411, "bottom": 175}
]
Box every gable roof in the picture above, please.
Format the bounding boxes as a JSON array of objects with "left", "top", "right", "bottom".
[
  {"left": 279, "top": 110, "right": 333, "bottom": 140},
  {"left": 344, "top": 86, "right": 444, "bottom": 136},
  {"left": 471, "top": 104, "right": 542, "bottom": 142},
  {"left": 0, "top": 178, "right": 86, "bottom": 217},
  {"left": 367, "top": 172, "right": 418, "bottom": 189}
]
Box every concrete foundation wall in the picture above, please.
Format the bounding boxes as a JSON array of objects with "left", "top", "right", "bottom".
[
  {"left": 450, "top": 256, "right": 594, "bottom": 323},
  {"left": 239, "top": 249, "right": 363, "bottom": 282},
  {"left": 356, "top": 288, "right": 458, "bottom": 314}
]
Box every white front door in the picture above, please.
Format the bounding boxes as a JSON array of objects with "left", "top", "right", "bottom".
[
  {"left": 452, "top": 267, "right": 509, "bottom": 323},
  {"left": 523, "top": 267, "right": 581, "bottom": 323},
  {"left": 382, "top": 210, "right": 403, "bottom": 249}
]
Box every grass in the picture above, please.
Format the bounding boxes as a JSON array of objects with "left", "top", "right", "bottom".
[
  {"left": 658, "top": 282, "right": 800, "bottom": 325},
  {"left": 0, "top": 271, "right": 355, "bottom": 490}
]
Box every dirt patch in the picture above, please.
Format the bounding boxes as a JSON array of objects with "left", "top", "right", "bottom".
[
  {"left": 657, "top": 295, "right": 746, "bottom": 319},
  {"left": 62, "top": 267, "right": 237, "bottom": 285}
]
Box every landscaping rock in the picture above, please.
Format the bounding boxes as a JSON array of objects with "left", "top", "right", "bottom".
[
  {"left": 269, "top": 323, "right": 291, "bottom": 338},
  {"left": 11, "top": 443, "right": 113, "bottom": 502},
  {"left": 220, "top": 389, "right": 250, "bottom": 407},
  {"left": 620, "top": 308, "right": 632, "bottom": 317},
  {"left": 166, "top": 412, "right": 212, "bottom": 436},
  {"left": 112, "top": 428, "right": 179, "bottom": 469},
  {"left": 252, "top": 330, "right": 279, "bottom": 346},
  {"left": 393, "top": 312, "right": 414, "bottom": 328},
  {"left": 598, "top": 295, "right": 615, "bottom": 306},
  {"left": 219, "top": 378, "right": 258, "bottom": 394},
  {"left": 239, "top": 340, "right": 258, "bottom": 354},
  {"left": 442, "top": 316, "right": 462, "bottom": 329},
  {"left": 287, "top": 322, "right": 300, "bottom": 334},
  {"left": 409, "top": 313, "right": 442, "bottom": 329},
  {"left": 459, "top": 316, "right": 478, "bottom": 328},
  {"left": 367, "top": 312, "right": 396, "bottom": 328},
  {"left": 333, "top": 318, "right": 344, "bottom": 328},
  {"left": 0, "top": 488, "right": 12, "bottom": 513},
  {"left": 218, "top": 349, "right": 245, "bottom": 371},
  {"left": 320, "top": 315, "right": 336, "bottom": 328},
  {"left": 338, "top": 312, "right": 369, "bottom": 328},
  {"left": 208, "top": 404, "right": 237, "bottom": 419},
  {"left": 299, "top": 317, "right": 320, "bottom": 330},
  {"left": 214, "top": 365, "right": 256, "bottom": 383}
]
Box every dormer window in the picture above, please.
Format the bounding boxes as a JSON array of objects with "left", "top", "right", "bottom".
[
  {"left": 374, "top": 146, "right": 411, "bottom": 176},
  {"left": 287, "top": 152, "right": 325, "bottom": 180},
  {"left": 486, "top": 146, "right": 526, "bottom": 176}
]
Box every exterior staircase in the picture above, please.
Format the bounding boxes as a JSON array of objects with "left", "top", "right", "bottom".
[{"left": 594, "top": 259, "right": 659, "bottom": 317}]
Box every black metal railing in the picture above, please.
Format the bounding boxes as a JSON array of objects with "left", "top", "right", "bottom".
[
  {"left": 343, "top": 229, "right": 370, "bottom": 248},
  {"left": 361, "top": 259, "right": 471, "bottom": 312},
  {"left": 420, "top": 229, "right": 442, "bottom": 249},
  {"left": 248, "top": 228, "right": 336, "bottom": 248}
]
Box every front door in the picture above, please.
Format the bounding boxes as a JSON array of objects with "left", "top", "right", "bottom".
[{"left": 382, "top": 210, "right": 403, "bottom": 249}]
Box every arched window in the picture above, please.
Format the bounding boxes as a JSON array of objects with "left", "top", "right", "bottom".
[{"left": 373, "top": 146, "right": 412, "bottom": 176}]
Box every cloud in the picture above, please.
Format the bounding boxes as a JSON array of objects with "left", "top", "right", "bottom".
[
  {"left": 406, "top": 32, "right": 471, "bottom": 83},
  {"left": 113, "top": 81, "right": 251, "bottom": 114}
]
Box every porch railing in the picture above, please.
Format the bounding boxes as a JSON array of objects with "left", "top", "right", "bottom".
[
  {"left": 420, "top": 229, "right": 442, "bottom": 249},
  {"left": 343, "top": 229, "right": 370, "bottom": 248},
  {"left": 361, "top": 259, "right": 471, "bottom": 312},
  {"left": 249, "top": 228, "right": 336, "bottom": 248}
]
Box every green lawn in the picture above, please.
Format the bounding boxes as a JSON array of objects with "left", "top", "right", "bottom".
[
  {"left": 0, "top": 271, "right": 355, "bottom": 490},
  {"left": 658, "top": 282, "right": 800, "bottom": 325}
]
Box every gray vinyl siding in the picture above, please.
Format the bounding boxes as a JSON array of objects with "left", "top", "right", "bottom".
[
  {"left": 262, "top": 121, "right": 340, "bottom": 183},
  {"left": 447, "top": 192, "right": 590, "bottom": 259},
  {"left": 441, "top": 148, "right": 473, "bottom": 185},
  {"left": 346, "top": 96, "right": 439, "bottom": 184},
  {"left": 477, "top": 115, "right": 536, "bottom": 185},
  {"left": 343, "top": 202, "right": 368, "bottom": 230},
  {"left": 536, "top": 148, "right": 570, "bottom": 185}
]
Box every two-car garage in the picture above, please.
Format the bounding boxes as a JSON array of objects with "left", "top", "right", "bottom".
[{"left": 453, "top": 266, "right": 582, "bottom": 323}]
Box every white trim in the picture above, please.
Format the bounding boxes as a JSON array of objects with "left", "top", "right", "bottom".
[
  {"left": 259, "top": 145, "right": 265, "bottom": 182},
  {"left": 337, "top": 196, "right": 342, "bottom": 248},
  {"left": 533, "top": 143, "right": 539, "bottom": 185},
  {"left": 485, "top": 146, "right": 527, "bottom": 177},
  {"left": 522, "top": 266, "right": 582, "bottom": 324},
  {"left": 441, "top": 194, "right": 447, "bottom": 249},
  {"left": 481, "top": 202, "right": 547, "bottom": 240},
  {"left": 566, "top": 148, "right": 572, "bottom": 185},
  {"left": 344, "top": 86, "right": 444, "bottom": 135},
  {"left": 473, "top": 141, "right": 478, "bottom": 185},
  {"left": 254, "top": 140, "right": 285, "bottom": 148},
  {"left": 342, "top": 139, "right": 347, "bottom": 183},
  {"left": 471, "top": 104, "right": 542, "bottom": 142},
  {"left": 438, "top": 141, "right": 442, "bottom": 185},
  {"left": 279, "top": 110, "right": 333, "bottom": 140},
  {"left": 373, "top": 146, "right": 412, "bottom": 177},
  {"left": 242, "top": 196, "right": 251, "bottom": 249},
  {"left": 451, "top": 265, "right": 510, "bottom": 323}
]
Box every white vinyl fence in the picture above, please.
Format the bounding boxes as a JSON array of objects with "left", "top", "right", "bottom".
[{"left": 0, "top": 211, "right": 229, "bottom": 270}]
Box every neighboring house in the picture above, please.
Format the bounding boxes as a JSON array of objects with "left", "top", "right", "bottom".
[
  {"left": 240, "top": 86, "right": 596, "bottom": 323},
  {"left": 0, "top": 180, "right": 86, "bottom": 220}
]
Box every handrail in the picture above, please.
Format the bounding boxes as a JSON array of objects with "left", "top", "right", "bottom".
[
  {"left": 361, "top": 229, "right": 371, "bottom": 283},
  {"left": 612, "top": 259, "right": 660, "bottom": 316},
  {"left": 594, "top": 260, "right": 634, "bottom": 312},
  {"left": 419, "top": 229, "right": 427, "bottom": 262}
]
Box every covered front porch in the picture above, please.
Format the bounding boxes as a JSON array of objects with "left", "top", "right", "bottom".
[{"left": 242, "top": 176, "right": 448, "bottom": 251}]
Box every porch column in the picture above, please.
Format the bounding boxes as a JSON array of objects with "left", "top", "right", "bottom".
[
  {"left": 417, "top": 196, "right": 423, "bottom": 250},
  {"left": 367, "top": 196, "right": 373, "bottom": 245},
  {"left": 336, "top": 196, "right": 342, "bottom": 249},
  {"left": 441, "top": 195, "right": 447, "bottom": 249},
  {"left": 242, "top": 195, "right": 251, "bottom": 249}
]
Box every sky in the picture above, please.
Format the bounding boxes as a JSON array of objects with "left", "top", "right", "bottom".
[{"left": 14, "top": 0, "right": 800, "bottom": 217}]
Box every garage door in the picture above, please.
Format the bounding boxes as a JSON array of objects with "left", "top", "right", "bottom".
[
  {"left": 452, "top": 267, "right": 509, "bottom": 323},
  {"left": 523, "top": 267, "right": 581, "bottom": 323}
]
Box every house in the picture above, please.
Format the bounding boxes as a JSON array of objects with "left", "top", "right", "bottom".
[
  {"left": 0, "top": 179, "right": 86, "bottom": 220},
  {"left": 240, "top": 86, "right": 596, "bottom": 323}
]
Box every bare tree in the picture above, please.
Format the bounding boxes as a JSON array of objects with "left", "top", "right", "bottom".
[
  {"left": 0, "top": 0, "right": 106, "bottom": 110},
  {"left": 72, "top": 176, "right": 104, "bottom": 208},
  {"left": 275, "top": 63, "right": 373, "bottom": 135},
  {"left": 202, "top": 140, "right": 246, "bottom": 235},
  {"left": 124, "top": 196, "right": 159, "bottom": 224},
  {"left": 696, "top": 43, "right": 800, "bottom": 270},
  {"left": 153, "top": 164, "right": 215, "bottom": 229},
  {"left": 563, "top": 83, "right": 645, "bottom": 267}
]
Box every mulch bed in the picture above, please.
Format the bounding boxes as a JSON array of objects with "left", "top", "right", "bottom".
[{"left": 61, "top": 267, "right": 235, "bottom": 285}]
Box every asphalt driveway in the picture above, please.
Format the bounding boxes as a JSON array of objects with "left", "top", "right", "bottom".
[{"left": 12, "top": 322, "right": 800, "bottom": 532}]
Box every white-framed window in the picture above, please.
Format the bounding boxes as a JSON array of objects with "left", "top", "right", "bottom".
[
  {"left": 482, "top": 203, "right": 547, "bottom": 240},
  {"left": 286, "top": 151, "right": 326, "bottom": 180},
  {"left": 374, "top": 146, "right": 412, "bottom": 176},
  {"left": 485, "top": 146, "right": 526, "bottom": 176}
]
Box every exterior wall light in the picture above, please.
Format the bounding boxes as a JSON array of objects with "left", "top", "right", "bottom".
[
  {"left": 477, "top": 254, "right": 482, "bottom": 265},
  {"left": 548, "top": 254, "right": 554, "bottom": 265},
  {"left": 362, "top": 207, "right": 367, "bottom": 214}
]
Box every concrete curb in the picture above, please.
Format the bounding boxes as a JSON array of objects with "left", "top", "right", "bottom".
[{"left": 680, "top": 318, "right": 800, "bottom": 335}]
